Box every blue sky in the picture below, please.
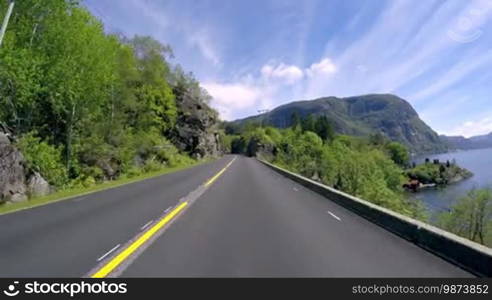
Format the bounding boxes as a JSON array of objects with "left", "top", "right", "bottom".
[{"left": 84, "top": 0, "right": 492, "bottom": 137}]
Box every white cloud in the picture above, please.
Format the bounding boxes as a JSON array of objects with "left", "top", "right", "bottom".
[
  {"left": 202, "top": 82, "right": 259, "bottom": 108},
  {"left": 201, "top": 82, "right": 262, "bottom": 120},
  {"left": 260, "top": 57, "right": 337, "bottom": 85},
  {"left": 205, "top": 56, "right": 338, "bottom": 119},
  {"left": 306, "top": 58, "right": 337, "bottom": 77},
  {"left": 442, "top": 116, "right": 492, "bottom": 138},
  {"left": 261, "top": 63, "right": 304, "bottom": 84}
]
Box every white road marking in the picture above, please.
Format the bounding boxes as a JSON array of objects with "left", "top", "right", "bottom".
[
  {"left": 164, "top": 206, "right": 173, "bottom": 213},
  {"left": 293, "top": 187, "right": 299, "bottom": 192},
  {"left": 327, "top": 211, "right": 341, "bottom": 221},
  {"left": 97, "top": 244, "right": 121, "bottom": 262},
  {"left": 140, "top": 220, "right": 154, "bottom": 231}
]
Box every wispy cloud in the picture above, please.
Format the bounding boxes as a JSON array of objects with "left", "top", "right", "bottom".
[
  {"left": 442, "top": 115, "right": 492, "bottom": 138},
  {"left": 188, "top": 30, "right": 221, "bottom": 66},
  {"left": 409, "top": 49, "right": 492, "bottom": 101},
  {"left": 87, "top": 0, "right": 224, "bottom": 69}
]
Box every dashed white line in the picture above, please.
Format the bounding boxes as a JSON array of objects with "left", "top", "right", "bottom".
[
  {"left": 97, "top": 244, "right": 121, "bottom": 262},
  {"left": 140, "top": 220, "right": 154, "bottom": 231},
  {"left": 327, "top": 211, "right": 341, "bottom": 221},
  {"left": 164, "top": 206, "right": 173, "bottom": 213}
]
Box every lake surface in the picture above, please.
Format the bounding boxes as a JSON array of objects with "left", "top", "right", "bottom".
[{"left": 410, "top": 148, "right": 492, "bottom": 214}]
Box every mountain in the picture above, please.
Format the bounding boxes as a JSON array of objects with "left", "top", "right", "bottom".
[
  {"left": 232, "top": 94, "right": 448, "bottom": 154},
  {"left": 441, "top": 132, "right": 492, "bottom": 150}
]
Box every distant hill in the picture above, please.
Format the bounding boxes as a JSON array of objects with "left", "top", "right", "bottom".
[
  {"left": 441, "top": 132, "right": 492, "bottom": 150},
  {"left": 231, "top": 94, "right": 448, "bottom": 154}
]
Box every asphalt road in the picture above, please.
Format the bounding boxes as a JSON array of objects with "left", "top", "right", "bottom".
[
  {"left": 122, "top": 156, "right": 470, "bottom": 277},
  {"left": 0, "top": 155, "right": 472, "bottom": 277},
  {"left": 0, "top": 157, "right": 231, "bottom": 277}
]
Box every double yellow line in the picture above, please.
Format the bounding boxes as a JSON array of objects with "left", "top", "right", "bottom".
[{"left": 90, "top": 157, "right": 236, "bottom": 278}]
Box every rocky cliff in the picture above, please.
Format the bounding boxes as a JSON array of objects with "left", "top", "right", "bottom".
[
  {"left": 232, "top": 94, "right": 447, "bottom": 154},
  {"left": 171, "top": 87, "right": 221, "bottom": 159}
]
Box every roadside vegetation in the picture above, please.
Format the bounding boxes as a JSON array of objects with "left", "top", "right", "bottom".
[
  {"left": 223, "top": 117, "right": 427, "bottom": 220},
  {"left": 438, "top": 187, "right": 492, "bottom": 247},
  {"left": 0, "top": 1, "right": 217, "bottom": 207}
]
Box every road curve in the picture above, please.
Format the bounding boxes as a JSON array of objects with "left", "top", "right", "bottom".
[{"left": 0, "top": 155, "right": 472, "bottom": 277}]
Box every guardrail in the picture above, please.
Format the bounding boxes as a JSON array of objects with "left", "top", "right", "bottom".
[{"left": 258, "top": 159, "right": 492, "bottom": 277}]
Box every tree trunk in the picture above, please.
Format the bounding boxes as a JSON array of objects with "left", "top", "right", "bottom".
[
  {"left": 65, "top": 103, "right": 76, "bottom": 172},
  {"left": 29, "top": 23, "right": 38, "bottom": 47}
]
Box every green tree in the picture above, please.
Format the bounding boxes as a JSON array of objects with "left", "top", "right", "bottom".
[
  {"left": 314, "top": 115, "right": 335, "bottom": 142},
  {"left": 0, "top": 0, "right": 212, "bottom": 192},
  {"left": 386, "top": 142, "right": 410, "bottom": 167},
  {"left": 369, "top": 132, "right": 388, "bottom": 146},
  {"left": 231, "top": 136, "right": 248, "bottom": 154},
  {"left": 128, "top": 36, "right": 177, "bottom": 133},
  {"left": 290, "top": 111, "right": 301, "bottom": 130},
  {"left": 301, "top": 114, "right": 316, "bottom": 133},
  {"left": 16, "top": 132, "right": 68, "bottom": 187},
  {"left": 438, "top": 188, "right": 492, "bottom": 245}
]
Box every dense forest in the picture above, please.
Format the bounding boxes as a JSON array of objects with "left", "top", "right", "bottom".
[{"left": 0, "top": 0, "right": 218, "bottom": 192}]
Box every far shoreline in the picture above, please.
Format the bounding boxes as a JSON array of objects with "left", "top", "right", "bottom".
[{"left": 410, "top": 146, "right": 492, "bottom": 160}]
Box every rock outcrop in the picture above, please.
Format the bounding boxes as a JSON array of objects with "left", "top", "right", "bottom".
[
  {"left": 26, "top": 172, "right": 51, "bottom": 198},
  {"left": 246, "top": 137, "right": 276, "bottom": 160},
  {"left": 172, "top": 87, "right": 221, "bottom": 159},
  {"left": 0, "top": 130, "right": 28, "bottom": 204},
  {"left": 0, "top": 125, "right": 51, "bottom": 204}
]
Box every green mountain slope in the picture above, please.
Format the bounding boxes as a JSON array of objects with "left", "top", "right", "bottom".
[
  {"left": 441, "top": 132, "right": 492, "bottom": 150},
  {"left": 232, "top": 94, "right": 447, "bottom": 154}
]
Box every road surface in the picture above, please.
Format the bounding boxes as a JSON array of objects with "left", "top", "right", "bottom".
[{"left": 0, "top": 155, "right": 472, "bottom": 277}]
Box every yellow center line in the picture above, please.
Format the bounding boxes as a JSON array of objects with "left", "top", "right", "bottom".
[
  {"left": 91, "top": 201, "right": 188, "bottom": 278},
  {"left": 204, "top": 157, "right": 236, "bottom": 187},
  {"left": 90, "top": 157, "right": 236, "bottom": 278}
]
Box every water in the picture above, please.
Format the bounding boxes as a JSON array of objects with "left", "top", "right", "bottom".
[{"left": 409, "top": 148, "right": 492, "bottom": 214}]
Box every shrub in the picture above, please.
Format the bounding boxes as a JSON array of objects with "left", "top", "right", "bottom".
[
  {"left": 16, "top": 132, "right": 69, "bottom": 187},
  {"left": 142, "top": 159, "right": 163, "bottom": 173}
]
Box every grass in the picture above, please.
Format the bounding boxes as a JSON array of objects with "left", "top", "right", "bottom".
[{"left": 0, "top": 159, "right": 214, "bottom": 215}]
